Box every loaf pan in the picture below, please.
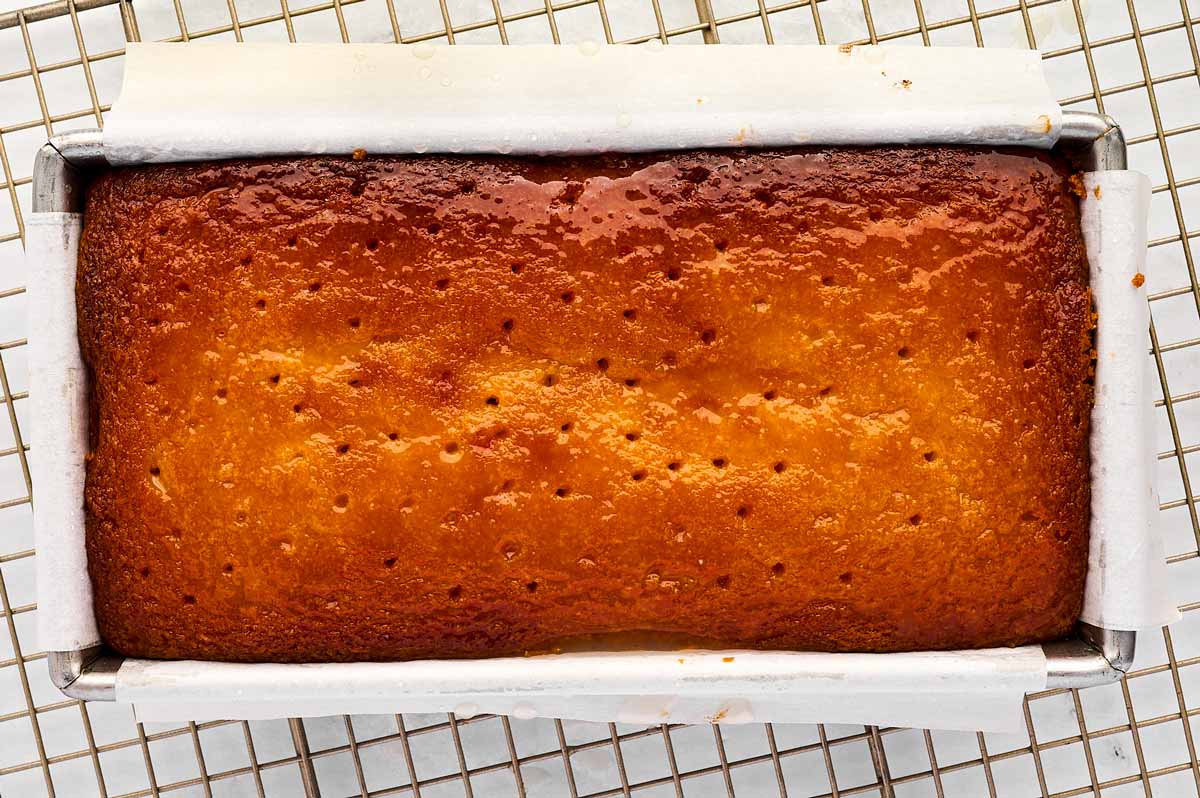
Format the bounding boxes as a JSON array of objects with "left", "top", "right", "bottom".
[{"left": 35, "top": 111, "right": 1135, "bottom": 702}]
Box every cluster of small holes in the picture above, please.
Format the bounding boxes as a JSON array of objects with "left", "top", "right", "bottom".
[{"left": 237, "top": 200, "right": 1002, "bottom": 597}]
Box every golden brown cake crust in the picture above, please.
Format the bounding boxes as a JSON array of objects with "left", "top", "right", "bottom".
[{"left": 78, "top": 147, "right": 1092, "bottom": 662}]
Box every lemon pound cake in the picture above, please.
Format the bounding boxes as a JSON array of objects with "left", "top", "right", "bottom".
[{"left": 78, "top": 147, "right": 1092, "bottom": 662}]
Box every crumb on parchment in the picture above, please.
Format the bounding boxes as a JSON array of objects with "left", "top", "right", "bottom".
[
  {"left": 1093, "top": 185, "right": 1102, "bottom": 199},
  {"left": 352, "top": 148, "right": 367, "bottom": 161},
  {"left": 1132, "top": 273, "right": 1145, "bottom": 288},
  {"left": 1069, "top": 173, "right": 1087, "bottom": 198}
]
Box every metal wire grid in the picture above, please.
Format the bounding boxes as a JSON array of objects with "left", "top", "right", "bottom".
[{"left": 0, "top": 0, "right": 1198, "bottom": 796}]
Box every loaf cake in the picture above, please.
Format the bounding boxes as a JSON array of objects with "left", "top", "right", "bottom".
[{"left": 78, "top": 147, "right": 1092, "bottom": 662}]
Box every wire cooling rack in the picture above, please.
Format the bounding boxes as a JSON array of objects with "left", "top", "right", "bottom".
[{"left": 1, "top": 0, "right": 1198, "bottom": 796}]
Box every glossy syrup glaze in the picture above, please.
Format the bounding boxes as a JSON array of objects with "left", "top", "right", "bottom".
[{"left": 79, "top": 147, "right": 1092, "bottom": 662}]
